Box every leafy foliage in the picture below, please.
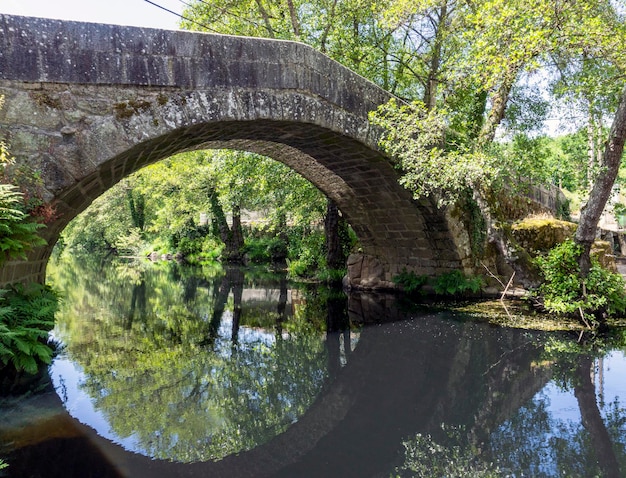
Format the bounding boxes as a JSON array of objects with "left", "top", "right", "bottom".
[
  {"left": 393, "top": 268, "right": 428, "bottom": 294},
  {"left": 534, "top": 239, "right": 626, "bottom": 321},
  {"left": 0, "top": 184, "right": 46, "bottom": 265},
  {"left": 370, "top": 100, "right": 496, "bottom": 206},
  {"left": 181, "top": 0, "right": 425, "bottom": 98},
  {"left": 287, "top": 228, "right": 326, "bottom": 278},
  {"left": 59, "top": 149, "right": 331, "bottom": 271},
  {"left": 433, "top": 270, "right": 483, "bottom": 296},
  {"left": 315, "top": 266, "right": 347, "bottom": 284},
  {"left": 0, "top": 283, "right": 59, "bottom": 374},
  {"left": 244, "top": 236, "right": 287, "bottom": 264},
  {"left": 58, "top": 181, "right": 132, "bottom": 256}
]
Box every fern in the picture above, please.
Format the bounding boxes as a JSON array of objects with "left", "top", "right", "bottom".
[
  {"left": 0, "top": 283, "right": 59, "bottom": 374},
  {"left": 0, "top": 184, "right": 46, "bottom": 265},
  {"left": 0, "top": 305, "right": 12, "bottom": 319}
]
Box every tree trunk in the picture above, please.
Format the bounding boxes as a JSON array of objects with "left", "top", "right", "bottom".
[
  {"left": 286, "top": 0, "right": 301, "bottom": 39},
  {"left": 207, "top": 187, "right": 244, "bottom": 263},
  {"left": 318, "top": 0, "right": 338, "bottom": 53},
  {"left": 575, "top": 84, "right": 626, "bottom": 277},
  {"left": 275, "top": 275, "right": 288, "bottom": 337},
  {"left": 230, "top": 204, "right": 245, "bottom": 259},
  {"left": 204, "top": 273, "right": 231, "bottom": 346},
  {"left": 587, "top": 107, "right": 597, "bottom": 188},
  {"left": 276, "top": 210, "right": 288, "bottom": 262},
  {"left": 254, "top": 0, "right": 274, "bottom": 37},
  {"left": 423, "top": 4, "right": 448, "bottom": 111},
  {"left": 208, "top": 187, "right": 229, "bottom": 241},
  {"left": 229, "top": 267, "right": 244, "bottom": 345},
  {"left": 477, "top": 62, "right": 521, "bottom": 147},
  {"left": 325, "top": 199, "right": 349, "bottom": 270}
]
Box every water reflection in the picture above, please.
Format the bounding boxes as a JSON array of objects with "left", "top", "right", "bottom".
[
  {"left": 46, "top": 258, "right": 346, "bottom": 463},
  {"left": 0, "top": 257, "right": 625, "bottom": 478},
  {"left": 488, "top": 349, "right": 626, "bottom": 478}
]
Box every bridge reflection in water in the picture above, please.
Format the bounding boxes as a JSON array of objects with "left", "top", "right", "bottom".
[{"left": 1, "top": 259, "right": 624, "bottom": 478}]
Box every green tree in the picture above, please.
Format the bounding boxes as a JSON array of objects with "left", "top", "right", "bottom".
[
  {"left": 550, "top": 130, "right": 590, "bottom": 191},
  {"left": 370, "top": 99, "right": 496, "bottom": 207},
  {"left": 182, "top": 0, "right": 421, "bottom": 97},
  {"left": 373, "top": 0, "right": 626, "bottom": 290},
  {"left": 204, "top": 149, "right": 328, "bottom": 268},
  {"left": 61, "top": 180, "right": 134, "bottom": 255},
  {"left": 534, "top": 239, "right": 626, "bottom": 322},
  {"left": 127, "top": 188, "right": 145, "bottom": 232}
]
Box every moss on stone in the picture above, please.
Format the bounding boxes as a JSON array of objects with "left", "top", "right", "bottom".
[
  {"left": 510, "top": 216, "right": 616, "bottom": 272},
  {"left": 511, "top": 217, "right": 577, "bottom": 255},
  {"left": 31, "top": 92, "right": 62, "bottom": 109},
  {"left": 113, "top": 99, "right": 152, "bottom": 120}
]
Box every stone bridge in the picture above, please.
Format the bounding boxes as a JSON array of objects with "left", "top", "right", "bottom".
[{"left": 0, "top": 14, "right": 467, "bottom": 287}]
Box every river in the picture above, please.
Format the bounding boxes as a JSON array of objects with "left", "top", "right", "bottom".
[{"left": 1, "top": 256, "right": 626, "bottom": 477}]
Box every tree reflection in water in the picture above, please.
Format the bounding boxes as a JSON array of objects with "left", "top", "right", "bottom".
[
  {"left": 47, "top": 257, "right": 355, "bottom": 463},
  {"left": 35, "top": 256, "right": 626, "bottom": 477},
  {"left": 486, "top": 338, "right": 626, "bottom": 478}
]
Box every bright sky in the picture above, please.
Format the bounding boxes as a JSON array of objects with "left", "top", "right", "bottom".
[{"left": 0, "top": 0, "right": 184, "bottom": 30}]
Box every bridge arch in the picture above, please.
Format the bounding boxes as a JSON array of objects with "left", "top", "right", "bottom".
[{"left": 0, "top": 15, "right": 463, "bottom": 287}]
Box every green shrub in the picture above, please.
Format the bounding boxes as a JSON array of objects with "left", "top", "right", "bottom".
[
  {"left": 245, "top": 236, "right": 287, "bottom": 263},
  {"left": 0, "top": 283, "right": 59, "bottom": 374},
  {"left": 393, "top": 268, "right": 428, "bottom": 294},
  {"left": 200, "top": 236, "right": 224, "bottom": 262},
  {"left": 287, "top": 229, "right": 325, "bottom": 278},
  {"left": 316, "top": 267, "right": 347, "bottom": 284},
  {"left": 177, "top": 236, "right": 198, "bottom": 257},
  {"left": 535, "top": 239, "right": 626, "bottom": 320},
  {"left": 433, "top": 270, "right": 483, "bottom": 296}
]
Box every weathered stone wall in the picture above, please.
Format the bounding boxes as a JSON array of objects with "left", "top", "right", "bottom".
[{"left": 0, "top": 15, "right": 464, "bottom": 287}]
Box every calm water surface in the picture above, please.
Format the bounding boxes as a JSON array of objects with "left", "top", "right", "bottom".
[{"left": 1, "top": 257, "right": 626, "bottom": 477}]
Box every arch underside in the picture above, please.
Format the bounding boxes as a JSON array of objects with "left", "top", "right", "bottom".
[{"left": 35, "top": 120, "right": 459, "bottom": 285}]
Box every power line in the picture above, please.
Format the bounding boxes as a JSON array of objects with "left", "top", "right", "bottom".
[{"left": 142, "top": 0, "right": 218, "bottom": 32}]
